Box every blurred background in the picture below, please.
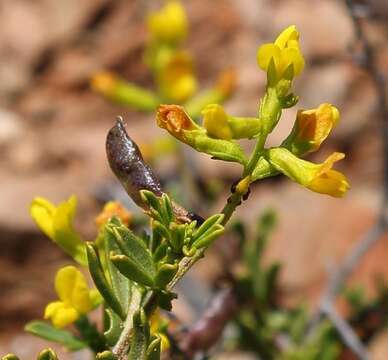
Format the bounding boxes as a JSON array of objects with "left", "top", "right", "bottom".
[{"left": 0, "top": 0, "right": 388, "bottom": 358}]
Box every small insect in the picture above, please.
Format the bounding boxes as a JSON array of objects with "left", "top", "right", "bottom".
[{"left": 106, "top": 117, "right": 203, "bottom": 224}]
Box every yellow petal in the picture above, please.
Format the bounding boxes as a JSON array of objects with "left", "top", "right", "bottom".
[
  {"left": 257, "top": 43, "right": 282, "bottom": 73},
  {"left": 281, "top": 47, "right": 305, "bottom": 76},
  {"left": 202, "top": 104, "right": 233, "bottom": 140},
  {"left": 307, "top": 152, "right": 349, "bottom": 197},
  {"left": 53, "top": 195, "right": 77, "bottom": 232},
  {"left": 308, "top": 169, "right": 350, "bottom": 197},
  {"left": 30, "top": 197, "right": 56, "bottom": 239},
  {"left": 147, "top": 0, "right": 188, "bottom": 43},
  {"left": 51, "top": 196, "right": 87, "bottom": 265},
  {"left": 55, "top": 266, "right": 92, "bottom": 313},
  {"left": 44, "top": 301, "right": 79, "bottom": 328},
  {"left": 44, "top": 301, "right": 64, "bottom": 319},
  {"left": 274, "top": 25, "right": 299, "bottom": 49},
  {"left": 295, "top": 103, "right": 338, "bottom": 149}
]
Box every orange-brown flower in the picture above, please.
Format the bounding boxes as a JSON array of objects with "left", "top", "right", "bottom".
[
  {"left": 157, "top": 105, "right": 198, "bottom": 141},
  {"left": 95, "top": 201, "right": 132, "bottom": 228}
]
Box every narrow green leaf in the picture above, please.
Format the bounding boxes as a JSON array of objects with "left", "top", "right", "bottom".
[
  {"left": 193, "top": 214, "right": 224, "bottom": 241},
  {"left": 168, "top": 223, "right": 186, "bottom": 252},
  {"left": 96, "top": 351, "right": 117, "bottom": 360},
  {"left": 104, "top": 221, "right": 130, "bottom": 310},
  {"left": 146, "top": 335, "right": 161, "bottom": 360},
  {"left": 155, "top": 263, "right": 178, "bottom": 288},
  {"left": 104, "top": 309, "right": 123, "bottom": 346},
  {"left": 111, "top": 226, "right": 156, "bottom": 278},
  {"left": 140, "top": 190, "right": 161, "bottom": 212},
  {"left": 153, "top": 243, "right": 169, "bottom": 263},
  {"left": 37, "top": 349, "right": 58, "bottom": 360},
  {"left": 25, "top": 321, "right": 87, "bottom": 351},
  {"left": 111, "top": 254, "right": 155, "bottom": 287},
  {"left": 160, "top": 194, "right": 174, "bottom": 225},
  {"left": 2, "top": 355, "right": 20, "bottom": 360},
  {"left": 86, "top": 243, "right": 125, "bottom": 320},
  {"left": 129, "top": 310, "right": 149, "bottom": 360},
  {"left": 192, "top": 225, "right": 224, "bottom": 249}
]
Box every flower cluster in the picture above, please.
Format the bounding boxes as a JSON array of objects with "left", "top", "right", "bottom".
[
  {"left": 156, "top": 26, "right": 349, "bottom": 197},
  {"left": 90, "top": 0, "right": 235, "bottom": 119}
]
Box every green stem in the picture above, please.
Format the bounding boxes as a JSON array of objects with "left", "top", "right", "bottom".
[{"left": 112, "top": 287, "right": 142, "bottom": 360}]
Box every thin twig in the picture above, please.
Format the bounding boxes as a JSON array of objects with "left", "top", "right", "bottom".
[{"left": 322, "top": 301, "right": 370, "bottom": 360}]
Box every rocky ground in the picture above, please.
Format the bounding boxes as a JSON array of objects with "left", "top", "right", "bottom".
[{"left": 0, "top": 0, "right": 388, "bottom": 358}]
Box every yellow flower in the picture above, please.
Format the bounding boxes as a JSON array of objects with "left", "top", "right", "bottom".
[
  {"left": 283, "top": 103, "right": 340, "bottom": 155},
  {"left": 158, "top": 51, "right": 198, "bottom": 103},
  {"left": 267, "top": 148, "right": 349, "bottom": 197},
  {"left": 257, "top": 25, "right": 305, "bottom": 79},
  {"left": 307, "top": 152, "right": 350, "bottom": 197},
  {"left": 202, "top": 104, "right": 233, "bottom": 140},
  {"left": 44, "top": 266, "right": 101, "bottom": 328},
  {"left": 150, "top": 310, "right": 170, "bottom": 351},
  {"left": 147, "top": 0, "right": 188, "bottom": 44},
  {"left": 95, "top": 201, "right": 132, "bottom": 228},
  {"left": 30, "top": 196, "right": 87, "bottom": 265}
]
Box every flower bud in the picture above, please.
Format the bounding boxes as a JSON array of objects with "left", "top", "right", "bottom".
[
  {"left": 202, "top": 104, "right": 233, "bottom": 140},
  {"left": 147, "top": 0, "right": 188, "bottom": 44},
  {"left": 257, "top": 25, "right": 304, "bottom": 82}
]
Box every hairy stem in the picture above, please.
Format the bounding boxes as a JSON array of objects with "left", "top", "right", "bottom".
[{"left": 112, "top": 287, "right": 142, "bottom": 360}]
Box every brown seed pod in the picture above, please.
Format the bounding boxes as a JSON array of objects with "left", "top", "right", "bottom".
[{"left": 106, "top": 117, "right": 204, "bottom": 225}]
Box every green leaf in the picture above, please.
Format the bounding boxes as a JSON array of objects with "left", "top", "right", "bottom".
[
  {"left": 2, "top": 355, "right": 20, "bottom": 360},
  {"left": 96, "top": 351, "right": 117, "bottom": 360},
  {"left": 104, "top": 309, "right": 123, "bottom": 346},
  {"left": 155, "top": 263, "right": 178, "bottom": 288},
  {"left": 168, "top": 222, "right": 187, "bottom": 252},
  {"left": 146, "top": 335, "right": 161, "bottom": 360},
  {"left": 129, "top": 310, "right": 149, "bottom": 360},
  {"left": 108, "top": 222, "right": 157, "bottom": 286},
  {"left": 192, "top": 214, "right": 224, "bottom": 241},
  {"left": 110, "top": 225, "right": 155, "bottom": 278},
  {"left": 111, "top": 254, "right": 155, "bottom": 287},
  {"left": 140, "top": 190, "right": 161, "bottom": 213},
  {"left": 153, "top": 242, "right": 169, "bottom": 263},
  {"left": 192, "top": 225, "right": 224, "bottom": 249},
  {"left": 160, "top": 194, "right": 174, "bottom": 225},
  {"left": 104, "top": 220, "right": 130, "bottom": 310},
  {"left": 37, "top": 349, "right": 58, "bottom": 360},
  {"left": 86, "top": 243, "right": 125, "bottom": 320},
  {"left": 25, "top": 321, "right": 87, "bottom": 351}
]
